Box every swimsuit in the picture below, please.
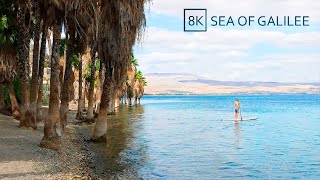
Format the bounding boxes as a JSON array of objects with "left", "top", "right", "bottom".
[{"left": 235, "top": 109, "right": 239, "bottom": 113}]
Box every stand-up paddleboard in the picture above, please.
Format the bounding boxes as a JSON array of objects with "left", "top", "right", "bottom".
[{"left": 221, "top": 118, "right": 258, "bottom": 121}]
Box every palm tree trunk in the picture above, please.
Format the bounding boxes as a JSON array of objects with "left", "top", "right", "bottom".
[
  {"left": 60, "top": 28, "right": 75, "bottom": 129},
  {"left": 92, "top": 68, "right": 113, "bottom": 142},
  {"left": 40, "top": 22, "right": 61, "bottom": 150},
  {"left": 114, "top": 91, "right": 120, "bottom": 108},
  {"left": 94, "top": 64, "right": 105, "bottom": 114},
  {"left": 134, "top": 97, "right": 138, "bottom": 105},
  {"left": 7, "top": 82, "right": 20, "bottom": 118},
  {"left": 76, "top": 55, "right": 84, "bottom": 119},
  {"left": 30, "top": 1, "right": 41, "bottom": 129},
  {"left": 134, "top": 88, "right": 138, "bottom": 105},
  {"left": 87, "top": 49, "right": 96, "bottom": 120},
  {"left": 83, "top": 80, "right": 87, "bottom": 110},
  {"left": 107, "top": 89, "right": 116, "bottom": 114},
  {"left": 125, "top": 95, "right": 129, "bottom": 105},
  {"left": 47, "top": 29, "right": 52, "bottom": 56},
  {"left": 17, "top": 5, "right": 31, "bottom": 128},
  {"left": 37, "top": 20, "right": 48, "bottom": 122},
  {"left": 128, "top": 96, "right": 132, "bottom": 106}
]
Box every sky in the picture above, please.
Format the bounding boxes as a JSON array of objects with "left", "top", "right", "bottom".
[{"left": 133, "top": 0, "right": 320, "bottom": 83}]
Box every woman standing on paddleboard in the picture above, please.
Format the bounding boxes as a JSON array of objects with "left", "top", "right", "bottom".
[{"left": 234, "top": 99, "right": 241, "bottom": 120}]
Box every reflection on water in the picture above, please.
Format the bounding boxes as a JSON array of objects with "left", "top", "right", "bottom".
[
  {"left": 91, "top": 106, "right": 147, "bottom": 178},
  {"left": 234, "top": 121, "right": 241, "bottom": 148},
  {"left": 91, "top": 95, "right": 320, "bottom": 179}
]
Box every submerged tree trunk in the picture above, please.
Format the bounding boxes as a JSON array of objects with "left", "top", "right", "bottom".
[
  {"left": 7, "top": 82, "right": 20, "bottom": 118},
  {"left": 37, "top": 21, "right": 47, "bottom": 122},
  {"left": 114, "top": 91, "right": 121, "bottom": 108},
  {"left": 17, "top": 5, "right": 31, "bottom": 128},
  {"left": 92, "top": 69, "right": 112, "bottom": 142},
  {"left": 107, "top": 89, "right": 116, "bottom": 114},
  {"left": 29, "top": 1, "right": 41, "bottom": 129},
  {"left": 40, "top": 22, "right": 61, "bottom": 150},
  {"left": 87, "top": 50, "right": 96, "bottom": 120},
  {"left": 76, "top": 55, "right": 84, "bottom": 120},
  {"left": 60, "top": 28, "right": 75, "bottom": 129}
]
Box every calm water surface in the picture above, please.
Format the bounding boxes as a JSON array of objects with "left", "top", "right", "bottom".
[{"left": 97, "top": 95, "right": 320, "bottom": 179}]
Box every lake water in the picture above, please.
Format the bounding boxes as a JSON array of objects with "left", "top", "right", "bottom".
[{"left": 97, "top": 95, "right": 320, "bottom": 179}]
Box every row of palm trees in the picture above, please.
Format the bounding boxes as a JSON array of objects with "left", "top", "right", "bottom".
[{"left": 0, "top": 0, "right": 148, "bottom": 150}]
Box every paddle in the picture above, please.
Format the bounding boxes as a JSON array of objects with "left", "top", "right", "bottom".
[{"left": 240, "top": 108, "right": 243, "bottom": 120}]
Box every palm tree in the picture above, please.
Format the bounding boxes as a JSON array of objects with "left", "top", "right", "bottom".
[
  {"left": 75, "top": 1, "right": 99, "bottom": 120},
  {"left": 0, "top": 3, "right": 20, "bottom": 118},
  {"left": 0, "top": 51, "right": 20, "bottom": 119},
  {"left": 36, "top": 15, "right": 48, "bottom": 122},
  {"left": 39, "top": 0, "right": 64, "bottom": 150},
  {"left": 126, "top": 64, "right": 136, "bottom": 105},
  {"left": 0, "top": 48, "right": 20, "bottom": 117},
  {"left": 76, "top": 54, "right": 85, "bottom": 120},
  {"left": 7, "top": 81, "right": 20, "bottom": 117},
  {"left": 93, "top": 60, "right": 105, "bottom": 115},
  {"left": 60, "top": 19, "right": 76, "bottom": 130},
  {"left": 92, "top": 0, "right": 147, "bottom": 141},
  {"left": 1, "top": 0, "right": 149, "bottom": 147},
  {"left": 29, "top": 0, "right": 41, "bottom": 129},
  {"left": 16, "top": 0, "right": 32, "bottom": 128},
  {"left": 40, "top": 21, "right": 62, "bottom": 150},
  {"left": 133, "top": 70, "right": 147, "bottom": 105},
  {"left": 131, "top": 55, "right": 139, "bottom": 67},
  {"left": 86, "top": 54, "right": 97, "bottom": 120},
  {"left": 61, "top": 0, "right": 95, "bottom": 126}
]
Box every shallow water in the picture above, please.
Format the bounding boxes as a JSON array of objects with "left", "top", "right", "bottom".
[{"left": 99, "top": 95, "right": 320, "bottom": 179}]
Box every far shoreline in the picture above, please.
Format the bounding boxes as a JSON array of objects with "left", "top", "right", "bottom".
[{"left": 143, "top": 93, "right": 320, "bottom": 96}]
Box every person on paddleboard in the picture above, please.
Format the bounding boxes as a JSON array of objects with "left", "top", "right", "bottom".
[{"left": 234, "top": 99, "right": 241, "bottom": 120}]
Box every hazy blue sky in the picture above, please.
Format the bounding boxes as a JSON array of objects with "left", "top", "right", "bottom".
[{"left": 134, "top": 0, "right": 320, "bottom": 83}]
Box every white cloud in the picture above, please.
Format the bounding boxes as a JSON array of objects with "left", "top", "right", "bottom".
[
  {"left": 141, "top": 27, "right": 320, "bottom": 52},
  {"left": 135, "top": 27, "right": 320, "bottom": 82},
  {"left": 136, "top": 1, "right": 320, "bottom": 83},
  {"left": 150, "top": 0, "right": 320, "bottom": 22}
]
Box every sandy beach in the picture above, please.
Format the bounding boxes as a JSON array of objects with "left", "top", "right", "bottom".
[
  {"left": 0, "top": 109, "right": 141, "bottom": 180},
  {"left": 0, "top": 111, "right": 95, "bottom": 179}
]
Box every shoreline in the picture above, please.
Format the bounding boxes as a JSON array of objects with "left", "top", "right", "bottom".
[
  {"left": 143, "top": 93, "right": 320, "bottom": 96},
  {"left": 0, "top": 112, "right": 96, "bottom": 179},
  {"left": 0, "top": 109, "right": 140, "bottom": 179}
]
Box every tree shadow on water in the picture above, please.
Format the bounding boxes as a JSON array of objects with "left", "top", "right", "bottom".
[{"left": 90, "top": 105, "right": 148, "bottom": 179}]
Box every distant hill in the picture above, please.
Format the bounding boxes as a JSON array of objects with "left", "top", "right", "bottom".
[{"left": 144, "top": 73, "right": 320, "bottom": 95}]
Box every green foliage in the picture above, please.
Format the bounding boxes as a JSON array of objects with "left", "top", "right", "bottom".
[
  {"left": 44, "top": 60, "right": 49, "bottom": 68},
  {"left": 60, "top": 38, "right": 67, "bottom": 57},
  {"left": 0, "top": 16, "right": 8, "bottom": 29},
  {"left": 142, "top": 79, "right": 147, "bottom": 86},
  {"left": 0, "top": 15, "right": 17, "bottom": 47},
  {"left": 94, "top": 79, "right": 99, "bottom": 87},
  {"left": 72, "top": 54, "right": 80, "bottom": 67},
  {"left": 131, "top": 55, "right": 139, "bottom": 67},
  {"left": 0, "top": 0, "right": 18, "bottom": 48},
  {"left": 135, "top": 70, "right": 147, "bottom": 86},
  {"left": 84, "top": 58, "right": 100, "bottom": 80},
  {"left": 84, "top": 71, "right": 91, "bottom": 80},
  {"left": 96, "top": 59, "right": 101, "bottom": 70},
  {"left": 135, "top": 70, "right": 143, "bottom": 79},
  {"left": 129, "top": 55, "right": 147, "bottom": 86},
  {"left": 3, "top": 85, "right": 10, "bottom": 105}
]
